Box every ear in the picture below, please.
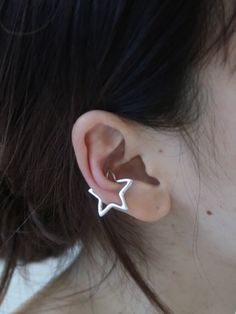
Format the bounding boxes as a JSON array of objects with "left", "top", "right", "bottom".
[{"left": 71, "top": 110, "right": 171, "bottom": 222}]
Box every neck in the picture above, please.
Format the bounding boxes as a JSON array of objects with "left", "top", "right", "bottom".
[{"left": 140, "top": 180, "right": 236, "bottom": 314}]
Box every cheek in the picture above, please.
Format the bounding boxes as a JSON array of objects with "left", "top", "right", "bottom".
[
  {"left": 213, "top": 80, "right": 236, "bottom": 164},
  {"left": 198, "top": 59, "right": 236, "bottom": 179}
]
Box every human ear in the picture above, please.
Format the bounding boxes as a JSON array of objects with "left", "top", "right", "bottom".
[{"left": 71, "top": 110, "right": 171, "bottom": 222}]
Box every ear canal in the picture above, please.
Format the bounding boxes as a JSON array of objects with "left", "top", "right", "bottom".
[{"left": 112, "top": 155, "right": 160, "bottom": 186}]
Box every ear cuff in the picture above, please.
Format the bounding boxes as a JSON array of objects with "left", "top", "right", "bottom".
[{"left": 88, "top": 168, "right": 133, "bottom": 217}]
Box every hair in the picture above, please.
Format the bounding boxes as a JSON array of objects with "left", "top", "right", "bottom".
[{"left": 0, "top": 1, "right": 235, "bottom": 313}]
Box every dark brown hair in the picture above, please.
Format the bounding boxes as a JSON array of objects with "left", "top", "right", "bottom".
[{"left": 0, "top": 1, "right": 235, "bottom": 313}]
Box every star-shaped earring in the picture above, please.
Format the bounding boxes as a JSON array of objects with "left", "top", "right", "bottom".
[{"left": 88, "top": 176, "right": 133, "bottom": 217}]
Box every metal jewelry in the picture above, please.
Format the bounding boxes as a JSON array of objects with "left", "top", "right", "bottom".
[{"left": 88, "top": 169, "right": 133, "bottom": 217}]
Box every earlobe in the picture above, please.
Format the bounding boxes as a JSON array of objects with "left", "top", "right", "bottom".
[{"left": 71, "top": 110, "right": 171, "bottom": 222}]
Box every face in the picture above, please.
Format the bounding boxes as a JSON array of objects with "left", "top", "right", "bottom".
[
  {"left": 123, "top": 35, "right": 236, "bottom": 313},
  {"left": 188, "top": 36, "right": 236, "bottom": 261}
]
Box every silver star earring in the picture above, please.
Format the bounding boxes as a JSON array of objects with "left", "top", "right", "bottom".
[{"left": 88, "top": 169, "right": 133, "bottom": 217}]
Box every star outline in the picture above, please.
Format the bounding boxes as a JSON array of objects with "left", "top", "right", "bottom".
[{"left": 88, "top": 178, "right": 133, "bottom": 217}]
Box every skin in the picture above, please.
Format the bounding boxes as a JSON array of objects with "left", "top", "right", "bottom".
[{"left": 14, "top": 27, "right": 236, "bottom": 314}]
